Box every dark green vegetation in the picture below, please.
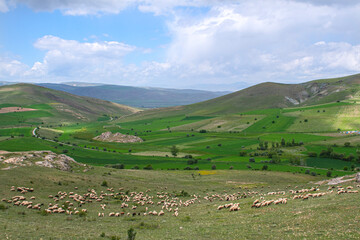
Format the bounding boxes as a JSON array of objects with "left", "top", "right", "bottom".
[
  {"left": 0, "top": 166, "right": 359, "bottom": 239},
  {"left": 39, "top": 83, "right": 229, "bottom": 108}
]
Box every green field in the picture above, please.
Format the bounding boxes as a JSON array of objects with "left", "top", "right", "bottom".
[{"left": 0, "top": 166, "right": 359, "bottom": 239}]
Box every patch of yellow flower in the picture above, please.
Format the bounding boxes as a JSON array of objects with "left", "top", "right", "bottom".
[{"left": 198, "top": 170, "right": 217, "bottom": 175}]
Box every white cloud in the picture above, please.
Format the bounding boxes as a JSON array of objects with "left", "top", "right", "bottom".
[
  {"left": 23, "top": 35, "right": 136, "bottom": 82},
  {"left": 0, "top": 56, "right": 29, "bottom": 78},
  {"left": 2, "top": 0, "right": 360, "bottom": 89},
  {"left": 0, "top": 0, "right": 9, "bottom": 12}
]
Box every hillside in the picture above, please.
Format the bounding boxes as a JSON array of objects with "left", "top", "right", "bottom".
[
  {"left": 123, "top": 73, "right": 360, "bottom": 120},
  {"left": 38, "top": 83, "right": 229, "bottom": 108},
  {"left": 0, "top": 84, "right": 139, "bottom": 126}
]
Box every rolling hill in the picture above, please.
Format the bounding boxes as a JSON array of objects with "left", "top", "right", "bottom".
[
  {"left": 0, "top": 83, "right": 139, "bottom": 126},
  {"left": 123, "top": 73, "right": 360, "bottom": 120},
  {"left": 38, "top": 83, "right": 230, "bottom": 108}
]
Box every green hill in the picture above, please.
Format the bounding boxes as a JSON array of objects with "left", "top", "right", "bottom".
[
  {"left": 38, "top": 83, "right": 229, "bottom": 108},
  {"left": 123, "top": 73, "right": 360, "bottom": 120},
  {"left": 0, "top": 83, "right": 139, "bottom": 126}
]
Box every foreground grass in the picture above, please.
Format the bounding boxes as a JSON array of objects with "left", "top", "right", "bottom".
[{"left": 0, "top": 166, "right": 359, "bottom": 239}]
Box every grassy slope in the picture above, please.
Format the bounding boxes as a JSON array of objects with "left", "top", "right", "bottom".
[
  {"left": 121, "top": 73, "right": 360, "bottom": 122},
  {"left": 0, "top": 84, "right": 139, "bottom": 126},
  {"left": 0, "top": 167, "right": 359, "bottom": 239}
]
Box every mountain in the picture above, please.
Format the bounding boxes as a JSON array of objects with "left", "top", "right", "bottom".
[
  {"left": 0, "top": 83, "right": 139, "bottom": 125},
  {"left": 123, "top": 73, "right": 360, "bottom": 120},
  {"left": 37, "top": 83, "right": 230, "bottom": 108}
]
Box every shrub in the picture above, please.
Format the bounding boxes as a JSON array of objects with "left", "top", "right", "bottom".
[
  {"left": 261, "top": 165, "right": 268, "bottom": 170},
  {"left": 132, "top": 165, "right": 139, "bottom": 169},
  {"left": 343, "top": 166, "right": 348, "bottom": 171},
  {"left": 111, "top": 164, "right": 125, "bottom": 169},
  {"left": 344, "top": 142, "right": 351, "bottom": 147},
  {"left": 311, "top": 172, "right": 317, "bottom": 176},
  {"left": 199, "top": 130, "right": 207, "bottom": 133},
  {"left": 249, "top": 158, "right": 255, "bottom": 163},
  {"left": 211, "top": 165, "right": 216, "bottom": 170},
  {"left": 229, "top": 166, "right": 234, "bottom": 170},
  {"left": 78, "top": 211, "right": 87, "bottom": 217},
  {"left": 239, "top": 151, "right": 247, "bottom": 157},
  {"left": 326, "top": 171, "right": 332, "bottom": 177},
  {"left": 307, "top": 152, "right": 317, "bottom": 157},
  {"left": 170, "top": 145, "right": 179, "bottom": 157},
  {"left": 246, "top": 164, "right": 252, "bottom": 169},
  {"left": 101, "top": 180, "right": 108, "bottom": 187},
  {"left": 0, "top": 204, "right": 8, "bottom": 210},
  {"left": 305, "top": 169, "right": 310, "bottom": 174},
  {"left": 143, "top": 164, "right": 153, "bottom": 170}
]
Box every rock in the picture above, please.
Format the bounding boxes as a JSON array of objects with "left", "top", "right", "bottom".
[
  {"left": 1, "top": 151, "right": 88, "bottom": 171},
  {"left": 356, "top": 172, "right": 360, "bottom": 183},
  {"left": 93, "top": 131, "right": 143, "bottom": 143}
]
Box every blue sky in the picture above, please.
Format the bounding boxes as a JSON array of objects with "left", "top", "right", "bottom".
[{"left": 0, "top": 0, "right": 360, "bottom": 91}]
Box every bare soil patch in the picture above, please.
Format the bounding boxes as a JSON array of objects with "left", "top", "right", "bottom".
[{"left": 0, "top": 107, "right": 37, "bottom": 114}]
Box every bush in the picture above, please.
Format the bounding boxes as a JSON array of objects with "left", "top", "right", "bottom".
[
  {"left": 249, "top": 158, "right": 255, "bottom": 163},
  {"left": 344, "top": 142, "right": 351, "bottom": 147},
  {"left": 143, "top": 164, "right": 153, "bottom": 170},
  {"left": 110, "top": 164, "right": 125, "bottom": 169},
  {"left": 199, "top": 130, "right": 207, "bottom": 133},
  {"left": 229, "top": 166, "right": 234, "bottom": 170},
  {"left": 101, "top": 180, "right": 108, "bottom": 187},
  {"left": 311, "top": 172, "right": 317, "bottom": 176},
  {"left": 211, "top": 165, "right": 216, "bottom": 170},
  {"left": 326, "top": 171, "right": 332, "bottom": 177},
  {"left": 343, "top": 166, "right": 348, "bottom": 171},
  {"left": 246, "top": 164, "right": 252, "bottom": 169},
  {"left": 305, "top": 169, "right": 310, "bottom": 174},
  {"left": 170, "top": 145, "right": 179, "bottom": 157},
  {"left": 132, "top": 165, "right": 140, "bottom": 169},
  {"left": 261, "top": 165, "right": 268, "bottom": 170},
  {"left": 0, "top": 204, "right": 8, "bottom": 210},
  {"left": 239, "top": 151, "right": 247, "bottom": 157},
  {"left": 307, "top": 152, "right": 317, "bottom": 157},
  {"left": 78, "top": 211, "right": 87, "bottom": 217}
]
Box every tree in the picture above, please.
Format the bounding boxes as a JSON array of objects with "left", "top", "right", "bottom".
[{"left": 170, "top": 145, "right": 179, "bottom": 157}]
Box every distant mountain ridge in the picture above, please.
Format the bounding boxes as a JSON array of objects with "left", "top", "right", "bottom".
[
  {"left": 123, "top": 73, "right": 360, "bottom": 120},
  {"left": 37, "top": 83, "right": 230, "bottom": 108}
]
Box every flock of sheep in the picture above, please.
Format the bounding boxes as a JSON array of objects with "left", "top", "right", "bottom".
[{"left": 2, "top": 182, "right": 359, "bottom": 218}]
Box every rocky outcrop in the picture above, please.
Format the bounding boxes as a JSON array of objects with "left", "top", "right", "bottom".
[
  {"left": 93, "top": 131, "right": 143, "bottom": 143},
  {"left": 0, "top": 151, "right": 88, "bottom": 171}
]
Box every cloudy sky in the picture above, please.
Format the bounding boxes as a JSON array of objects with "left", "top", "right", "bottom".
[{"left": 0, "top": 0, "right": 359, "bottom": 91}]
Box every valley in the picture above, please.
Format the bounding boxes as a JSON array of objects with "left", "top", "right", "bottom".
[{"left": 1, "top": 74, "right": 360, "bottom": 239}]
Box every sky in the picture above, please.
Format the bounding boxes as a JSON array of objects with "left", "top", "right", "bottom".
[{"left": 0, "top": 0, "right": 360, "bottom": 91}]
